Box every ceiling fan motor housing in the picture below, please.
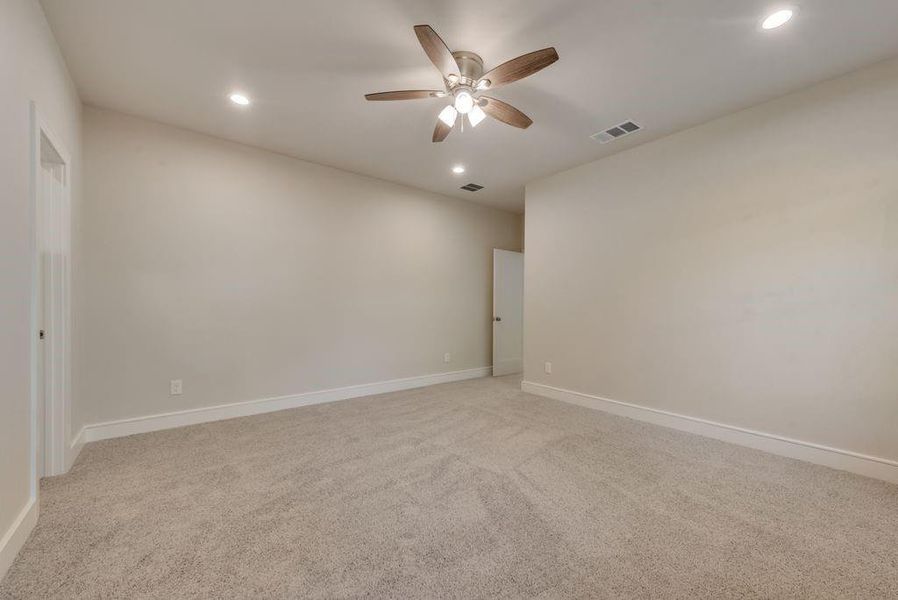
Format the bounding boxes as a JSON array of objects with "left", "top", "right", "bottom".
[{"left": 451, "top": 51, "right": 484, "bottom": 87}]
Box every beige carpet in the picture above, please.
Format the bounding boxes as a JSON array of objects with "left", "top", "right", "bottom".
[{"left": 2, "top": 375, "right": 897, "bottom": 599}]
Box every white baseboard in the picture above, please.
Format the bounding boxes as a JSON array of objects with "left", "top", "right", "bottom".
[
  {"left": 0, "top": 498, "right": 37, "bottom": 583},
  {"left": 521, "top": 381, "right": 898, "bottom": 484},
  {"left": 83, "top": 367, "right": 492, "bottom": 443},
  {"left": 66, "top": 427, "right": 85, "bottom": 472}
]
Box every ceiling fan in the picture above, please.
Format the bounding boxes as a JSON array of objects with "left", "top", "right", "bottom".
[{"left": 365, "top": 25, "right": 559, "bottom": 142}]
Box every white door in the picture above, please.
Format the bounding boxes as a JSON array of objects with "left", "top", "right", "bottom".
[
  {"left": 35, "top": 182, "right": 46, "bottom": 477},
  {"left": 492, "top": 249, "right": 523, "bottom": 376},
  {"left": 35, "top": 130, "right": 71, "bottom": 477}
]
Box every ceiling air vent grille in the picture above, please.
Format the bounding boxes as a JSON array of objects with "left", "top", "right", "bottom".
[
  {"left": 590, "top": 120, "right": 642, "bottom": 144},
  {"left": 461, "top": 183, "right": 484, "bottom": 192}
]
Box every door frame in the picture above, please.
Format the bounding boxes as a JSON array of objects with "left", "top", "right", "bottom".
[{"left": 30, "top": 102, "right": 74, "bottom": 482}]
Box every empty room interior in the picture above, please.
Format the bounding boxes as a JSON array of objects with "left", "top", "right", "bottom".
[{"left": 3, "top": 0, "right": 898, "bottom": 597}]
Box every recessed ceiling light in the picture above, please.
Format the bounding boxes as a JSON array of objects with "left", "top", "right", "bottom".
[
  {"left": 229, "top": 93, "right": 251, "bottom": 106},
  {"left": 452, "top": 165, "right": 465, "bottom": 174},
  {"left": 762, "top": 9, "right": 794, "bottom": 30}
]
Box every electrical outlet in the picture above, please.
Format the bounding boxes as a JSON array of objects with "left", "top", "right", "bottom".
[
  {"left": 444, "top": 352, "right": 451, "bottom": 363},
  {"left": 170, "top": 379, "right": 183, "bottom": 395},
  {"left": 544, "top": 362, "right": 552, "bottom": 374}
]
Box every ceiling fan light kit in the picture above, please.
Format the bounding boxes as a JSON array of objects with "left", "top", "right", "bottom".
[
  {"left": 438, "top": 105, "right": 458, "bottom": 127},
  {"left": 468, "top": 104, "right": 486, "bottom": 127},
  {"left": 365, "top": 25, "right": 559, "bottom": 142}
]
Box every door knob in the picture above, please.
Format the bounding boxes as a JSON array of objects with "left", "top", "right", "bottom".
[{"left": 494, "top": 316, "right": 502, "bottom": 322}]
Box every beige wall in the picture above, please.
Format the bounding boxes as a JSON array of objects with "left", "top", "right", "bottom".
[
  {"left": 0, "top": 0, "right": 82, "bottom": 576},
  {"left": 80, "top": 107, "right": 521, "bottom": 425},
  {"left": 524, "top": 57, "right": 898, "bottom": 462}
]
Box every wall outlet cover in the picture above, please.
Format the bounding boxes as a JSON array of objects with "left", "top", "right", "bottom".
[{"left": 170, "top": 379, "right": 183, "bottom": 395}]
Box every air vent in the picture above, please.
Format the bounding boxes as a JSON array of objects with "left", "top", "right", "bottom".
[
  {"left": 590, "top": 120, "right": 642, "bottom": 144},
  {"left": 461, "top": 183, "right": 484, "bottom": 192}
]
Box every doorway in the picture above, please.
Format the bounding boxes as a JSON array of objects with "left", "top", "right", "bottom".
[
  {"left": 492, "top": 249, "right": 523, "bottom": 376},
  {"left": 31, "top": 106, "right": 72, "bottom": 479}
]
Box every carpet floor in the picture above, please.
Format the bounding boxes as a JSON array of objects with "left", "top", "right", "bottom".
[{"left": 2, "top": 375, "right": 897, "bottom": 599}]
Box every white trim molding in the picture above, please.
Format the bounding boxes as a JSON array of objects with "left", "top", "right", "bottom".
[
  {"left": 522, "top": 381, "right": 898, "bottom": 484},
  {"left": 83, "top": 367, "right": 492, "bottom": 443},
  {"left": 66, "top": 427, "right": 85, "bottom": 472},
  {"left": 0, "top": 499, "right": 37, "bottom": 582}
]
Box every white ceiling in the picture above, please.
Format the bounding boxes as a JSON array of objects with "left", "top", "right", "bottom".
[{"left": 40, "top": 0, "right": 898, "bottom": 212}]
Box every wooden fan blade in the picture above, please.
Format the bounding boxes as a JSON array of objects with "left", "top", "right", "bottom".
[
  {"left": 432, "top": 118, "right": 452, "bottom": 142},
  {"left": 414, "top": 25, "right": 460, "bottom": 80},
  {"left": 365, "top": 90, "right": 444, "bottom": 101},
  {"left": 479, "top": 47, "right": 558, "bottom": 89},
  {"left": 480, "top": 97, "right": 533, "bottom": 129}
]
